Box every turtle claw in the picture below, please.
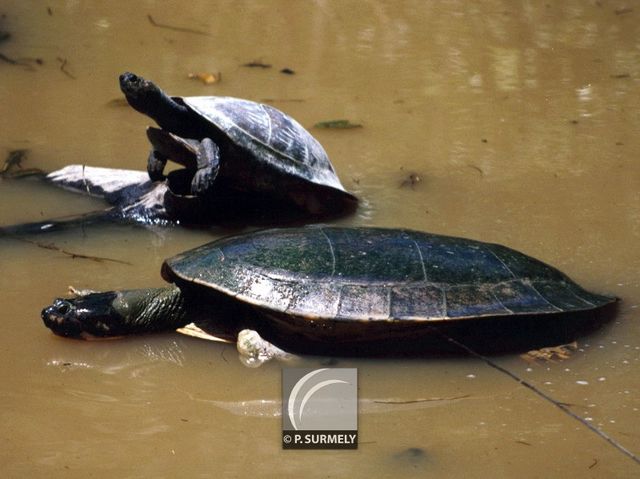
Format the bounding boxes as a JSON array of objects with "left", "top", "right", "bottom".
[
  {"left": 147, "top": 150, "right": 167, "bottom": 182},
  {"left": 190, "top": 138, "right": 220, "bottom": 197},
  {"left": 190, "top": 167, "right": 216, "bottom": 197}
]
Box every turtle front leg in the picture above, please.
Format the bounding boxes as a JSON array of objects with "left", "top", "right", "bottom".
[
  {"left": 147, "top": 149, "right": 168, "bottom": 182},
  {"left": 190, "top": 138, "right": 221, "bottom": 197},
  {"left": 236, "top": 329, "right": 296, "bottom": 367}
]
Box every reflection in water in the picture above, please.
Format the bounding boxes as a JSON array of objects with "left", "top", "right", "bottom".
[
  {"left": 200, "top": 395, "right": 470, "bottom": 419},
  {"left": 45, "top": 339, "right": 188, "bottom": 374}
]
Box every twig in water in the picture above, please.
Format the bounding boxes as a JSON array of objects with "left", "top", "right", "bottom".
[
  {"left": 373, "top": 395, "right": 470, "bottom": 404},
  {"left": 0, "top": 52, "right": 40, "bottom": 70},
  {"left": 56, "top": 57, "right": 76, "bottom": 79},
  {"left": 17, "top": 237, "right": 132, "bottom": 265},
  {"left": 0, "top": 52, "right": 17, "bottom": 64},
  {"left": 147, "top": 14, "right": 210, "bottom": 36},
  {"left": 242, "top": 60, "right": 271, "bottom": 69}
]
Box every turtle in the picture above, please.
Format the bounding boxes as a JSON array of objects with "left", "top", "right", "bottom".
[
  {"left": 41, "top": 226, "right": 616, "bottom": 363},
  {"left": 0, "top": 73, "right": 358, "bottom": 236},
  {"left": 118, "top": 72, "right": 358, "bottom": 219}
]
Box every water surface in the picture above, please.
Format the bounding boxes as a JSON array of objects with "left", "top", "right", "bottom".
[{"left": 1, "top": 1, "right": 639, "bottom": 477}]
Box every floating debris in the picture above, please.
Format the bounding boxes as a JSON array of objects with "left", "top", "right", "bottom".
[
  {"left": 0, "top": 149, "right": 44, "bottom": 178},
  {"left": 313, "top": 119, "right": 362, "bottom": 129},
  {"left": 467, "top": 164, "right": 484, "bottom": 176},
  {"left": 515, "top": 440, "right": 532, "bottom": 446},
  {"left": 392, "top": 447, "right": 428, "bottom": 468},
  {"left": 441, "top": 332, "right": 640, "bottom": 466},
  {"left": 521, "top": 341, "right": 578, "bottom": 363},
  {"left": 242, "top": 60, "right": 271, "bottom": 69},
  {"left": 18, "top": 237, "right": 132, "bottom": 265},
  {"left": 0, "top": 53, "right": 42, "bottom": 69},
  {"left": 0, "top": 20, "right": 43, "bottom": 70},
  {"left": 610, "top": 73, "right": 631, "bottom": 79},
  {"left": 399, "top": 172, "right": 422, "bottom": 189},
  {"left": 0, "top": 52, "right": 18, "bottom": 65},
  {"left": 56, "top": 56, "right": 76, "bottom": 79},
  {"left": 280, "top": 67, "right": 295, "bottom": 75},
  {"left": 614, "top": 7, "right": 633, "bottom": 15},
  {"left": 105, "top": 98, "right": 130, "bottom": 108},
  {"left": 187, "top": 71, "right": 221, "bottom": 85},
  {"left": 373, "top": 394, "right": 469, "bottom": 405},
  {"left": 147, "top": 14, "right": 210, "bottom": 36},
  {"left": 1, "top": 149, "right": 27, "bottom": 173}
]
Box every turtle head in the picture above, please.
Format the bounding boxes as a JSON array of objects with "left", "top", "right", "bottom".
[
  {"left": 41, "top": 292, "right": 125, "bottom": 339},
  {"left": 119, "top": 72, "right": 166, "bottom": 117},
  {"left": 42, "top": 287, "right": 189, "bottom": 340},
  {"left": 119, "top": 72, "right": 195, "bottom": 136}
]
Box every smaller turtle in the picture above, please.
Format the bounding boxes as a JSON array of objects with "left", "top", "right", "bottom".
[
  {"left": 119, "top": 72, "right": 358, "bottom": 218},
  {"left": 0, "top": 73, "right": 358, "bottom": 235},
  {"left": 41, "top": 226, "right": 616, "bottom": 364}
]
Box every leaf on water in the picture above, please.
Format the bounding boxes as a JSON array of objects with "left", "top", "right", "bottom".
[
  {"left": 187, "top": 71, "right": 221, "bottom": 85},
  {"left": 313, "top": 119, "right": 363, "bottom": 129},
  {"left": 520, "top": 341, "right": 578, "bottom": 363}
]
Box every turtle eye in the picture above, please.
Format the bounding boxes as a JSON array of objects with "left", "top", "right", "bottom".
[{"left": 56, "top": 300, "right": 72, "bottom": 315}]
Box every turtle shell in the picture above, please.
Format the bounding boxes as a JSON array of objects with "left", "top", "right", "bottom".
[
  {"left": 162, "top": 226, "right": 614, "bottom": 323},
  {"left": 181, "top": 96, "right": 349, "bottom": 195}
]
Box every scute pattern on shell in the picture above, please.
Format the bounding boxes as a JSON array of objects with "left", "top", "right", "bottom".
[
  {"left": 164, "top": 226, "right": 614, "bottom": 323},
  {"left": 183, "top": 97, "right": 345, "bottom": 190}
]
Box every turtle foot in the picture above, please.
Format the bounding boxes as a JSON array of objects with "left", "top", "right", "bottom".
[
  {"left": 190, "top": 138, "right": 220, "bottom": 197},
  {"left": 236, "top": 329, "right": 295, "bottom": 368}
]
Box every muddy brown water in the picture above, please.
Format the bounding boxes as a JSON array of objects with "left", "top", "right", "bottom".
[{"left": 1, "top": 1, "right": 639, "bottom": 477}]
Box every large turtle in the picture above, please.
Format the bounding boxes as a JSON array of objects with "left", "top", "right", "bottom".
[
  {"left": 119, "top": 72, "right": 357, "bottom": 220},
  {"left": 41, "top": 226, "right": 615, "bottom": 362}
]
